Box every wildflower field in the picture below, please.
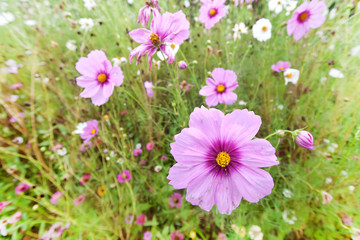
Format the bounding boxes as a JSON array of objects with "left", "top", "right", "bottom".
[{"left": 1, "top": 0, "right": 360, "bottom": 239}]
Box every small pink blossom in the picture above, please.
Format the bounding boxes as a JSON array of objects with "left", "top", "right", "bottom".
[
  {"left": 137, "top": 0, "right": 161, "bottom": 27},
  {"left": 271, "top": 61, "right": 291, "bottom": 72},
  {"left": 169, "top": 192, "right": 183, "bottom": 208},
  {"left": 199, "top": 0, "right": 227, "bottom": 29},
  {"left": 218, "top": 232, "right": 227, "bottom": 240},
  {"left": 15, "top": 183, "right": 30, "bottom": 195},
  {"left": 143, "top": 231, "right": 152, "bottom": 240},
  {"left": 170, "top": 230, "right": 184, "bottom": 240},
  {"left": 40, "top": 222, "right": 70, "bottom": 240},
  {"left": 133, "top": 148, "right": 143, "bottom": 156},
  {"left": 80, "top": 173, "right": 91, "bottom": 185},
  {"left": 8, "top": 212, "right": 22, "bottom": 224},
  {"left": 144, "top": 81, "right": 154, "bottom": 98},
  {"left": 80, "top": 120, "right": 98, "bottom": 143},
  {"left": 296, "top": 131, "right": 315, "bottom": 150},
  {"left": 321, "top": 191, "right": 333, "bottom": 204},
  {"left": 340, "top": 213, "right": 353, "bottom": 226},
  {"left": 125, "top": 214, "right": 134, "bottom": 224},
  {"left": 136, "top": 214, "right": 146, "bottom": 225},
  {"left": 74, "top": 194, "right": 86, "bottom": 206},
  {"left": 146, "top": 142, "right": 155, "bottom": 151},
  {"left": 10, "top": 83, "right": 23, "bottom": 90},
  {"left": 160, "top": 155, "right": 167, "bottom": 161},
  {"left": 9, "top": 112, "right": 25, "bottom": 123},
  {"left": 50, "top": 192, "right": 63, "bottom": 204},
  {"left": 0, "top": 201, "right": 11, "bottom": 214},
  {"left": 179, "top": 61, "right": 187, "bottom": 69},
  {"left": 117, "top": 170, "right": 131, "bottom": 183}
]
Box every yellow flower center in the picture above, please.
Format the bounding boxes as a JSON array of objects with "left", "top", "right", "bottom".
[
  {"left": 299, "top": 12, "right": 309, "bottom": 22},
  {"left": 209, "top": 9, "right": 217, "bottom": 16},
  {"left": 171, "top": 43, "right": 176, "bottom": 49},
  {"left": 91, "top": 129, "right": 96, "bottom": 134},
  {"left": 97, "top": 74, "right": 107, "bottom": 83},
  {"left": 217, "top": 84, "right": 225, "bottom": 93},
  {"left": 280, "top": 67, "right": 285, "bottom": 70},
  {"left": 103, "top": 115, "right": 109, "bottom": 120},
  {"left": 216, "top": 152, "right": 231, "bottom": 167},
  {"left": 277, "top": 1, "right": 281, "bottom": 4},
  {"left": 150, "top": 33, "right": 161, "bottom": 46},
  {"left": 262, "top": 26, "right": 267, "bottom": 31},
  {"left": 286, "top": 73, "right": 292, "bottom": 78},
  {"left": 117, "top": 57, "right": 121, "bottom": 60},
  {"left": 122, "top": 173, "right": 127, "bottom": 179}
]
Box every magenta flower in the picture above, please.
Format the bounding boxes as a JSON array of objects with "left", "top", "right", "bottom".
[
  {"left": 129, "top": 10, "right": 190, "bottom": 69},
  {"left": 138, "top": 0, "right": 161, "bottom": 27},
  {"left": 133, "top": 148, "right": 143, "bottom": 156},
  {"left": 136, "top": 214, "right": 146, "bottom": 225},
  {"left": 179, "top": 61, "right": 187, "bottom": 69},
  {"left": 80, "top": 120, "right": 98, "bottom": 143},
  {"left": 143, "top": 231, "right": 152, "bottom": 240},
  {"left": 199, "top": 68, "right": 238, "bottom": 107},
  {"left": 287, "top": 0, "right": 327, "bottom": 41},
  {"left": 169, "top": 192, "right": 183, "bottom": 208},
  {"left": 271, "top": 61, "right": 291, "bottom": 72},
  {"left": 75, "top": 50, "right": 124, "bottom": 106},
  {"left": 74, "top": 194, "right": 85, "bottom": 206},
  {"left": 15, "top": 183, "right": 30, "bottom": 195},
  {"left": 296, "top": 130, "right": 315, "bottom": 150},
  {"left": 170, "top": 230, "right": 184, "bottom": 240},
  {"left": 160, "top": 155, "right": 168, "bottom": 161},
  {"left": 80, "top": 173, "right": 91, "bottom": 185},
  {"left": 8, "top": 211, "right": 22, "bottom": 224},
  {"left": 199, "top": 0, "right": 227, "bottom": 29},
  {"left": 0, "top": 201, "right": 11, "bottom": 214},
  {"left": 144, "top": 81, "right": 154, "bottom": 98},
  {"left": 117, "top": 170, "right": 131, "bottom": 183},
  {"left": 146, "top": 142, "right": 155, "bottom": 151},
  {"left": 167, "top": 107, "right": 279, "bottom": 214},
  {"left": 50, "top": 192, "right": 63, "bottom": 204}
]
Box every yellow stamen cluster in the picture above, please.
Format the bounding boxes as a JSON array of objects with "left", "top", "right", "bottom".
[
  {"left": 262, "top": 26, "right": 268, "bottom": 32},
  {"left": 150, "top": 33, "right": 161, "bottom": 46},
  {"left": 171, "top": 43, "right": 176, "bottom": 49},
  {"left": 97, "top": 73, "right": 107, "bottom": 83},
  {"left": 91, "top": 129, "right": 97, "bottom": 134},
  {"left": 209, "top": 9, "right": 217, "bottom": 16},
  {"left": 286, "top": 73, "right": 292, "bottom": 78},
  {"left": 216, "top": 152, "right": 231, "bottom": 167},
  {"left": 299, "top": 12, "right": 309, "bottom": 22},
  {"left": 217, "top": 84, "right": 225, "bottom": 93}
]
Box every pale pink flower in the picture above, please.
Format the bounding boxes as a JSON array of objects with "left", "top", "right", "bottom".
[
  {"left": 50, "top": 192, "right": 62, "bottom": 204},
  {"left": 321, "top": 191, "right": 333, "bottom": 204},
  {"left": 138, "top": 0, "right": 161, "bottom": 27},
  {"left": 74, "top": 194, "right": 86, "bottom": 206},
  {"left": 199, "top": 0, "right": 227, "bottom": 29}
]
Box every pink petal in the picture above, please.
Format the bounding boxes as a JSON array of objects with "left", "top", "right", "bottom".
[
  {"left": 205, "top": 94, "right": 219, "bottom": 106},
  {"left": 238, "top": 139, "right": 278, "bottom": 167},
  {"left": 109, "top": 66, "right": 124, "bottom": 86},
  {"left": 199, "top": 85, "right": 215, "bottom": 96},
  {"left": 103, "top": 83, "right": 114, "bottom": 99},
  {"left": 80, "top": 84, "right": 101, "bottom": 98},
  {"left": 129, "top": 28, "right": 151, "bottom": 44},
  {"left": 222, "top": 92, "right": 237, "bottom": 105},
  {"left": 91, "top": 88, "right": 108, "bottom": 106}
]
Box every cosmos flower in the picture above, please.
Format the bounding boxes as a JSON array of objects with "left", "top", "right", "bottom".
[
  {"left": 144, "top": 81, "right": 154, "bottom": 98},
  {"left": 117, "top": 170, "right": 131, "bottom": 183},
  {"left": 0, "top": 201, "right": 11, "bottom": 214},
  {"left": 287, "top": 0, "right": 326, "bottom": 41},
  {"left": 168, "top": 107, "right": 279, "bottom": 214},
  {"left": 129, "top": 10, "right": 190, "bottom": 69},
  {"left": 170, "top": 230, "right": 184, "bottom": 240},
  {"left": 80, "top": 173, "right": 91, "bottom": 185},
  {"left": 10, "top": 83, "right": 23, "bottom": 89},
  {"left": 218, "top": 232, "right": 227, "bottom": 240},
  {"left": 284, "top": 68, "right": 300, "bottom": 85},
  {"left": 249, "top": 225, "right": 263, "bottom": 240},
  {"left": 0, "top": 219, "right": 8, "bottom": 237},
  {"left": 232, "top": 22, "right": 248, "bottom": 40},
  {"left": 169, "top": 192, "right": 183, "bottom": 208},
  {"left": 137, "top": 0, "right": 161, "bottom": 27},
  {"left": 143, "top": 231, "right": 152, "bottom": 240},
  {"left": 0, "top": 12, "right": 15, "bottom": 26},
  {"left": 50, "top": 192, "right": 63, "bottom": 204},
  {"left": 133, "top": 148, "right": 143, "bottom": 156},
  {"left": 15, "top": 183, "right": 30, "bottom": 195},
  {"left": 161, "top": 155, "right": 167, "bottom": 161},
  {"left": 283, "top": 189, "right": 293, "bottom": 198},
  {"left": 8, "top": 212, "right": 22, "bottom": 224},
  {"left": 83, "top": 0, "right": 96, "bottom": 10},
  {"left": 329, "top": 68, "right": 344, "bottom": 78},
  {"left": 124, "top": 214, "right": 133, "bottom": 224},
  {"left": 1, "top": 59, "right": 22, "bottom": 74},
  {"left": 282, "top": 210, "right": 297, "bottom": 225},
  {"left": 66, "top": 40, "right": 77, "bottom": 51},
  {"left": 78, "top": 18, "right": 94, "bottom": 31},
  {"left": 40, "top": 222, "right": 70, "bottom": 240},
  {"left": 136, "top": 214, "right": 146, "bottom": 225},
  {"left": 321, "top": 191, "right": 333, "bottom": 204},
  {"left": 296, "top": 130, "right": 315, "bottom": 150},
  {"left": 179, "top": 61, "right": 187, "bottom": 69},
  {"left": 80, "top": 120, "right": 98, "bottom": 143},
  {"left": 198, "top": 0, "right": 227, "bottom": 29},
  {"left": 199, "top": 68, "right": 238, "bottom": 107},
  {"left": 271, "top": 61, "right": 291, "bottom": 72},
  {"left": 146, "top": 142, "right": 155, "bottom": 150},
  {"left": 74, "top": 194, "right": 86, "bottom": 206},
  {"left": 252, "top": 18, "right": 272, "bottom": 42},
  {"left": 268, "top": 0, "right": 285, "bottom": 14},
  {"left": 75, "top": 50, "right": 124, "bottom": 106},
  {"left": 112, "top": 57, "right": 128, "bottom": 66},
  {"left": 157, "top": 43, "right": 179, "bottom": 61}
]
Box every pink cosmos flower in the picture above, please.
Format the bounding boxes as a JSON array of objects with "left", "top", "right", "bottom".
[
  {"left": 321, "top": 191, "right": 333, "bottom": 204},
  {"left": 79, "top": 141, "right": 93, "bottom": 152},
  {"left": 340, "top": 213, "right": 353, "bottom": 226},
  {"left": 50, "top": 192, "right": 63, "bottom": 204},
  {"left": 124, "top": 214, "right": 134, "bottom": 224},
  {"left": 40, "top": 222, "right": 70, "bottom": 240},
  {"left": 169, "top": 192, "right": 183, "bottom": 208},
  {"left": 199, "top": 68, "right": 238, "bottom": 107},
  {"left": 199, "top": 0, "right": 227, "bottom": 29},
  {"left": 138, "top": 0, "right": 161, "bottom": 27},
  {"left": 296, "top": 131, "right": 315, "bottom": 150},
  {"left": 8, "top": 212, "right": 22, "bottom": 224},
  {"left": 271, "top": 61, "right": 291, "bottom": 72},
  {"left": 167, "top": 107, "right": 279, "bottom": 214},
  {"left": 129, "top": 10, "right": 190, "bottom": 69},
  {"left": 74, "top": 194, "right": 86, "bottom": 206},
  {"left": 15, "top": 183, "right": 30, "bottom": 195},
  {"left": 9, "top": 112, "right": 25, "bottom": 123},
  {"left": 80, "top": 173, "right": 91, "bottom": 185},
  {"left": 170, "top": 230, "right": 184, "bottom": 240},
  {"left": 10, "top": 83, "right": 23, "bottom": 90},
  {"left": 146, "top": 142, "right": 155, "bottom": 151},
  {"left": 287, "top": 0, "right": 327, "bottom": 41},
  {"left": 161, "top": 155, "right": 167, "bottom": 161},
  {"left": 218, "top": 232, "right": 227, "bottom": 240},
  {"left": 143, "top": 231, "right": 152, "bottom": 240},
  {"left": 136, "top": 214, "right": 146, "bottom": 225},
  {"left": 144, "top": 81, "right": 154, "bottom": 98},
  {"left": 133, "top": 148, "right": 143, "bottom": 156},
  {"left": 75, "top": 50, "right": 124, "bottom": 106},
  {"left": 117, "top": 170, "right": 131, "bottom": 183},
  {"left": 179, "top": 61, "right": 187, "bottom": 69},
  {"left": 80, "top": 120, "right": 98, "bottom": 143},
  {"left": 0, "top": 201, "right": 11, "bottom": 214}
]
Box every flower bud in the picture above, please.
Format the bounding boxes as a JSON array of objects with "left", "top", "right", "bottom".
[
  {"left": 296, "top": 131, "right": 315, "bottom": 150},
  {"left": 178, "top": 61, "right": 188, "bottom": 69}
]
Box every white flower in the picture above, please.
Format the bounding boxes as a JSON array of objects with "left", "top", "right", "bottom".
[
  {"left": 154, "top": 165, "right": 162, "bottom": 172},
  {"left": 157, "top": 43, "right": 179, "bottom": 60},
  {"left": 0, "top": 12, "right": 15, "bottom": 26},
  {"left": 66, "top": 40, "right": 77, "bottom": 51},
  {"left": 269, "top": 0, "right": 285, "bottom": 14},
  {"left": 9, "top": 95, "right": 19, "bottom": 102},
  {"left": 24, "top": 20, "right": 37, "bottom": 26},
  {"left": 350, "top": 45, "right": 360, "bottom": 57},
  {"left": 283, "top": 189, "right": 293, "bottom": 198},
  {"left": 112, "top": 57, "right": 127, "bottom": 66},
  {"left": 0, "top": 219, "right": 8, "bottom": 236},
  {"left": 117, "top": 158, "right": 124, "bottom": 164},
  {"left": 285, "top": 0, "right": 298, "bottom": 16},
  {"left": 352, "top": 228, "right": 360, "bottom": 240},
  {"left": 135, "top": 143, "right": 142, "bottom": 149},
  {"left": 83, "top": 0, "right": 96, "bottom": 10},
  {"left": 12, "top": 137, "right": 23, "bottom": 144},
  {"left": 329, "top": 68, "right": 344, "bottom": 78},
  {"left": 152, "top": 59, "right": 161, "bottom": 69},
  {"left": 252, "top": 18, "right": 272, "bottom": 42},
  {"left": 323, "top": 138, "right": 330, "bottom": 144},
  {"left": 340, "top": 170, "right": 348, "bottom": 178},
  {"left": 349, "top": 185, "right": 355, "bottom": 193},
  {"left": 1, "top": 59, "right": 20, "bottom": 74},
  {"left": 184, "top": 0, "right": 190, "bottom": 7},
  {"left": 232, "top": 22, "right": 248, "bottom": 40},
  {"left": 329, "top": 8, "right": 336, "bottom": 19},
  {"left": 325, "top": 178, "right": 333, "bottom": 184},
  {"left": 249, "top": 225, "right": 263, "bottom": 240},
  {"left": 283, "top": 210, "right": 297, "bottom": 225},
  {"left": 127, "top": 0, "right": 134, "bottom": 4},
  {"left": 79, "top": 18, "right": 94, "bottom": 31},
  {"left": 72, "top": 122, "right": 87, "bottom": 134},
  {"left": 238, "top": 100, "right": 247, "bottom": 106},
  {"left": 57, "top": 147, "right": 67, "bottom": 156},
  {"left": 284, "top": 68, "right": 300, "bottom": 85},
  {"left": 277, "top": 104, "right": 284, "bottom": 110}
]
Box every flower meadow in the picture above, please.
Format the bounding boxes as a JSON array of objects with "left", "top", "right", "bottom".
[{"left": 0, "top": 0, "right": 360, "bottom": 239}]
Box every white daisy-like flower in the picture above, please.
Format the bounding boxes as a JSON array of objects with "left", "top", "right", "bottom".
[
  {"left": 238, "top": 100, "right": 247, "bottom": 106},
  {"left": 9, "top": 95, "right": 19, "bottom": 102},
  {"left": 252, "top": 18, "right": 272, "bottom": 42},
  {"left": 78, "top": 18, "right": 94, "bottom": 31},
  {"left": 12, "top": 137, "right": 23, "bottom": 144},
  {"left": 350, "top": 45, "right": 360, "bottom": 57},
  {"left": 152, "top": 59, "right": 161, "bottom": 70},
  {"left": 24, "top": 20, "right": 37, "bottom": 26},
  {"left": 249, "top": 225, "right": 263, "bottom": 240},
  {"left": 325, "top": 178, "right": 333, "bottom": 184},
  {"left": 285, "top": 0, "right": 298, "bottom": 16},
  {"left": 232, "top": 22, "right": 248, "bottom": 40},
  {"left": 135, "top": 143, "right": 141, "bottom": 149},
  {"left": 83, "top": 0, "right": 96, "bottom": 10},
  {"left": 184, "top": 0, "right": 190, "bottom": 7},
  {"left": 284, "top": 68, "right": 300, "bottom": 85},
  {"left": 329, "top": 68, "right": 344, "bottom": 78},
  {"left": 72, "top": 122, "right": 87, "bottom": 135},
  {"left": 154, "top": 165, "right": 162, "bottom": 172},
  {"left": 282, "top": 210, "right": 297, "bottom": 225},
  {"left": 112, "top": 57, "right": 127, "bottom": 66},
  {"left": 277, "top": 104, "right": 284, "bottom": 110},
  {"left": 268, "top": 0, "right": 285, "bottom": 14},
  {"left": 57, "top": 147, "right": 67, "bottom": 156},
  {"left": 157, "top": 43, "right": 179, "bottom": 60},
  {"left": 66, "top": 40, "right": 77, "bottom": 51},
  {"left": 0, "top": 12, "right": 15, "bottom": 26},
  {"left": 283, "top": 189, "right": 293, "bottom": 198}
]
